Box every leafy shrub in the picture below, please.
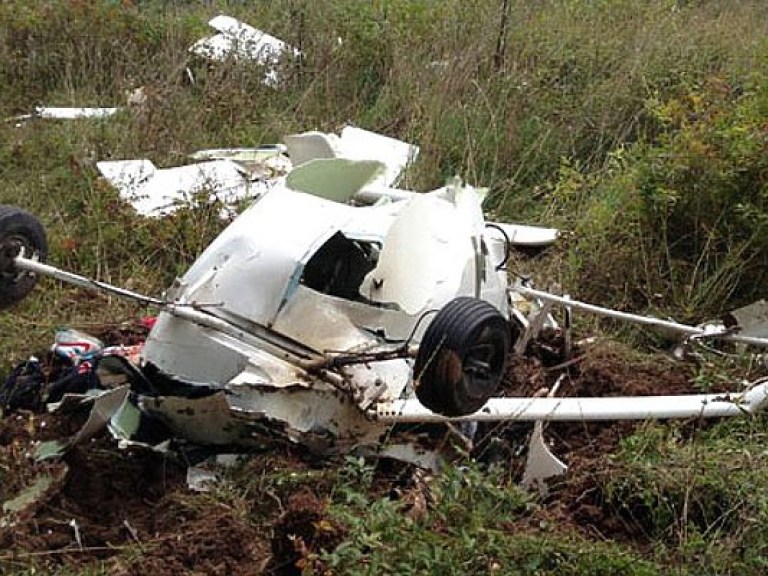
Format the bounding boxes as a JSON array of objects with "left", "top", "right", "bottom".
[
  {"left": 325, "top": 460, "right": 659, "bottom": 575},
  {"left": 600, "top": 419, "right": 768, "bottom": 573},
  {"left": 550, "top": 73, "right": 768, "bottom": 318}
]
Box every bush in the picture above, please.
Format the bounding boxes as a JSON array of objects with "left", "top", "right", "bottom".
[
  {"left": 325, "top": 460, "right": 660, "bottom": 575},
  {"left": 549, "top": 74, "right": 768, "bottom": 319},
  {"left": 591, "top": 419, "right": 768, "bottom": 573}
]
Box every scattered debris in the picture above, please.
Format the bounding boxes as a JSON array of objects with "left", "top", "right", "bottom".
[
  {"left": 10, "top": 107, "right": 121, "bottom": 124},
  {"left": 96, "top": 126, "right": 418, "bottom": 217},
  {"left": 190, "top": 15, "right": 301, "bottom": 87}
]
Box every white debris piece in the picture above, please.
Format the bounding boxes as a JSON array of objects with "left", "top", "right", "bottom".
[
  {"left": 338, "top": 126, "right": 419, "bottom": 187},
  {"left": 35, "top": 107, "right": 120, "bottom": 119},
  {"left": 189, "top": 145, "right": 292, "bottom": 178},
  {"left": 190, "top": 15, "right": 300, "bottom": 87},
  {"left": 521, "top": 377, "right": 568, "bottom": 496},
  {"left": 282, "top": 131, "right": 339, "bottom": 166},
  {"left": 186, "top": 465, "right": 219, "bottom": 493},
  {"left": 724, "top": 300, "right": 768, "bottom": 339},
  {"left": 522, "top": 422, "right": 567, "bottom": 497},
  {"left": 96, "top": 158, "right": 266, "bottom": 217},
  {"left": 10, "top": 107, "right": 121, "bottom": 123},
  {"left": 484, "top": 222, "right": 560, "bottom": 248},
  {"left": 189, "top": 144, "right": 287, "bottom": 162}
]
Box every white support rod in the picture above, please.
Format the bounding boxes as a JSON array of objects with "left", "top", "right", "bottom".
[
  {"left": 514, "top": 285, "right": 768, "bottom": 348},
  {"left": 14, "top": 255, "right": 165, "bottom": 306},
  {"left": 13, "top": 255, "right": 338, "bottom": 375},
  {"left": 375, "top": 383, "right": 768, "bottom": 422}
]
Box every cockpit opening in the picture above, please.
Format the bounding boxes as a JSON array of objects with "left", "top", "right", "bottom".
[{"left": 301, "top": 232, "right": 380, "bottom": 301}]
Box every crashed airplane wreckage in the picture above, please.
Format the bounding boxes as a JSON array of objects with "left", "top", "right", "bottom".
[{"left": 2, "top": 142, "right": 768, "bottom": 469}]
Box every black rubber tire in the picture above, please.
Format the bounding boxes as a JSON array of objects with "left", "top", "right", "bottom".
[
  {"left": 414, "top": 297, "right": 511, "bottom": 417},
  {"left": 0, "top": 205, "right": 47, "bottom": 310}
]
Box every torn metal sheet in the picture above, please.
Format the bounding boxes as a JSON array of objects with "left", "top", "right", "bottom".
[
  {"left": 190, "top": 15, "right": 301, "bottom": 87},
  {"left": 96, "top": 158, "right": 268, "bottom": 217},
  {"left": 107, "top": 393, "right": 143, "bottom": 442},
  {"left": 35, "top": 386, "right": 130, "bottom": 460},
  {"left": 723, "top": 300, "right": 768, "bottom": 339},
  {"left": 141, "top": 392, "right": 252, "bottom": 446},
  {"left": 521, "top": 424, "right": 567, "bottom": 496},
  {"left": 521, "top": 378, "right": 567, "bottom": 496}
]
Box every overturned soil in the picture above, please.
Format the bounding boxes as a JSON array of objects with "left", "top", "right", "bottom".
[{"left": 0, "top": 325, "right": 726, "bottom": 573}]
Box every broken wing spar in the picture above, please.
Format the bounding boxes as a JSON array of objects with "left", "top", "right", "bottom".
[
  {"left": 375, "top": 384, "right": 768, "bottom": 423},
  {"left": 515, "top": 285, "right": 768, "bottom": 349}
]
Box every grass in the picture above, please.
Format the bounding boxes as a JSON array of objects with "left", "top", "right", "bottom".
[
  {"left": 598, "top": 418, "right": 768, "bottom": 574},
  {"left": 2, "top": 0, "right": 768, "bottom": 573}
]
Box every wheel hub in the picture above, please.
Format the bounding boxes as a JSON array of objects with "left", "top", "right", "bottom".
[{"left": 0, "top": 236, "right": 36, "bottom": 281}]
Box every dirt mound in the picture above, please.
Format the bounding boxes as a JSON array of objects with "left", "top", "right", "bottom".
[
  {"left": 492, "top": 336, "right": 708, "bottom": 541},
  {"left": 116, "top": 498, "right": 268, "bottom": 575},
  {"left": 270, "top": 489, "right": 347, "bottom": 576},
  {"left": 0, "top": 410, "right": 276, "bottom": 574}
]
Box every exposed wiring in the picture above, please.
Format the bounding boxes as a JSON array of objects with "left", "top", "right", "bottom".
[
  {"left": 484, "top": 223, "right": 512, "bottom": 271},
  {"left": 404, "top": 309, "right": 439, "bottom": 349}
]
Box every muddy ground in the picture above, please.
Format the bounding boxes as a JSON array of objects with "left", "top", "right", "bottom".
[{"left": 0, "top": 327, "right": 719, "bottom": 574}]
